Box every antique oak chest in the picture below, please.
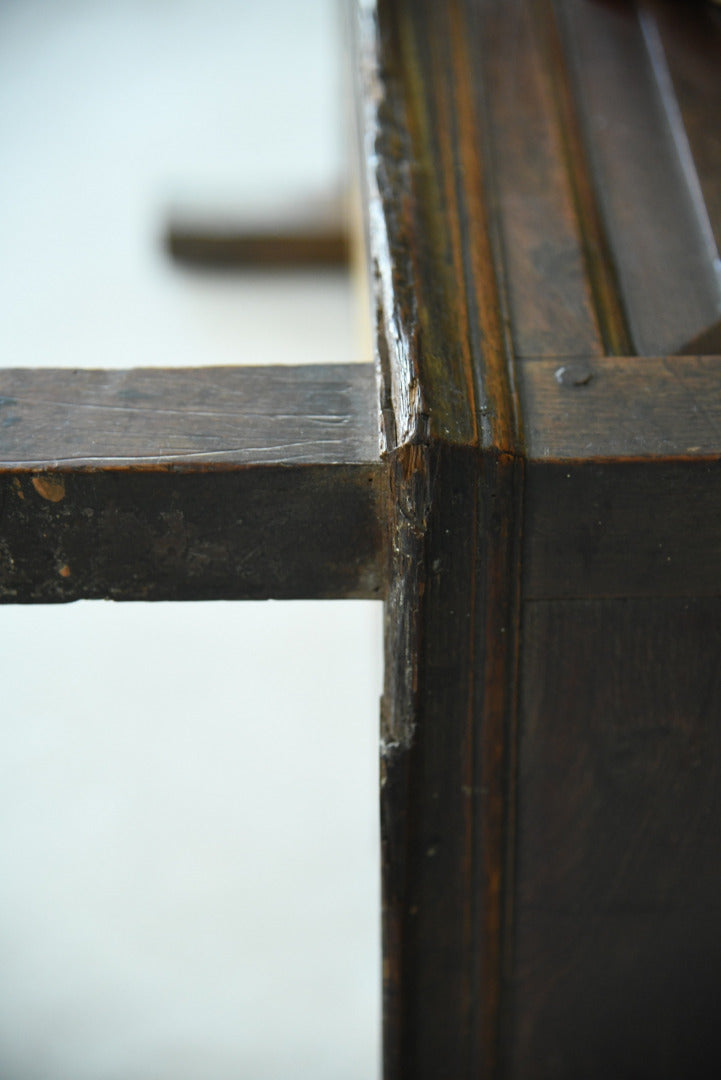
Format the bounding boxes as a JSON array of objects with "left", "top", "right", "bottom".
[{"left": 1, "top": 0, "right": 720, "bottom": 1076}]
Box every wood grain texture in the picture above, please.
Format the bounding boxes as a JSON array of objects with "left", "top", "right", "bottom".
[
  {"left": 518, "top": 355, "right": 721, "bottom": 599},
  {"left": 534, "top": 0, "right": 633, "bottom": 357},
  {"left": 356, "top": 2, "right": 523, "bottom": 1076},
  {"left": 6, "top": 0, "right": 721, "bottom": 1073},
  {"left": 0, "top": 365, "right": 378, "bottom": 467},
  {"left": 557, "top": 0, "right": 721, "bottom": 355},
  {"left": 523, "top": 457, "right": 721, "bottom": 600},
  {"left": 356, "top": 0, "right": 721, "bottom": 1076},
  {"left": 358, "top": 1, "right": 514, "bottom": 452},
  {"left": 512, "top": 598, "right": 721, "bottom": 1079},
  {"left": 519, "top": 354, "right": 721, "bottom": 459},
  {"left": 0, "top": 364, "right": 385, "bottom": 601},
  {"left": 479, "top": 0, "right": 607, "bottom": 359}
]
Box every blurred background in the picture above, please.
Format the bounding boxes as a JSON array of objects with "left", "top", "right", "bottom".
[{"left": 0, "top": 2, "right": 382, "bottom": 1078}]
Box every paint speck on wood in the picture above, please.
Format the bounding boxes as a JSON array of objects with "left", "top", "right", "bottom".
[{"left": 31, "top": 474, "right": 66, "bottom": 502}]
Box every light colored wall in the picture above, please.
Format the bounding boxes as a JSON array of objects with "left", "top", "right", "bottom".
[{"left": 0, "top": 4, "right": 381, "bottom": 1078}]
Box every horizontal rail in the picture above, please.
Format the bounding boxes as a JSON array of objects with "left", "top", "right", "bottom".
[
  {"left": 518, "top": 354, "right": 721, "bottom": 598},
  {"left": 165, "top": 226, "right": 349, "bottom": 269},
  {"left": 164, "top": 189, "right": 349, "bottom": 269},
  {"left": 0, "top": 363, "right": 386, "bottom": 602}
]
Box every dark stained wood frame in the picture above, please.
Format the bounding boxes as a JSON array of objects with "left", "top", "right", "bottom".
[
  {"left": 0, "top": 365, "right": 384, "bottom": 602},
  {"left": 2, "top": 0, "right": 721, "bottom": 1077},
  {"left": 354, "top": 1, "right": 721, "bottom": 1077}
]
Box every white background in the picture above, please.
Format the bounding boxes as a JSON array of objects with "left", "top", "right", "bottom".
[{"left": 0, "top": 3, "right": 382, "bottom": 1078}]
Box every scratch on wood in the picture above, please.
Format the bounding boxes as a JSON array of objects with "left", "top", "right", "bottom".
[
  {"left": 381, "top": 440, "right": 432, "bottom": 756},
  {"left": 2, "top": 440, "right": 350, "bottom": 468},
  {"left": 12, "top": 397, "right": 355, "bottom": 424}
]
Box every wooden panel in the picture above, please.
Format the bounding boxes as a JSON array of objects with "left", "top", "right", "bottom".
[
  {"left": 356, "top": 2, "right": 721, "bottom": 1077},
  {"left": 558, "top": 0, "right": 721, "bottom": 355},
  {"left": 0, "top": 364, "right": 385, "bottom": 601},
  {"left": 479, "top": 0, "right": 606, "bottom": 359},
  {"left": 650, "top": 0, "right": 721, "bottom": 259},
  {"left": 512, "top": 598, "right": 721, "bottom": 1078},
  {"left": 363, "top": 0, "right": 721, "bottom": 373},
  {"left": 365, "top": 0, "right": 721, "bottom": 370},
  {"left": 523, "top": 458, "right": 721, "bottom": 600}
]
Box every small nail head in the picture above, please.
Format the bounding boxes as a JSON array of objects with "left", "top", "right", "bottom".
[{"left": 555, "top": 361, "right": 594, "bottom": 388}]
